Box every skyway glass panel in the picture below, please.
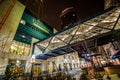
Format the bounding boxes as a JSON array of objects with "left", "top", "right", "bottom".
[
  {"left": 34, "top": 7, "right": 120, "bottom": 56},
  {"left": 84, "top": 8, "right": 120, "bottom": 29},
  {"left": 114, "top": 17, "right": 120, "bottom": 30},
  {"left": 55, "top": 25, "right": 79, "bottom": 44},
  {"left": 45, "top": 36, "right": 67, "bottom": 52},
  {"left": 70, "top": 24, "right": 111, "bottom": 44},
  {"left": 36, "top": 37, "right": 53, "bottom": 52}
]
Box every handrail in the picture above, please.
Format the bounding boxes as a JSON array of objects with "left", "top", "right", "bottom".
[{"left": 0, "top": 0, "right": 16, "bottom": 29}]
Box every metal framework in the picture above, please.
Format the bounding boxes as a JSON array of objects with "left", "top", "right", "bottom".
[{"left": 33, "top": 6, "right": 120, "bottom": 59}]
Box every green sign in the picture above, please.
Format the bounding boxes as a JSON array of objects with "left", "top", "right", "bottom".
[{"left": 22, "top": 13, "right": 53, "bottom": 34}]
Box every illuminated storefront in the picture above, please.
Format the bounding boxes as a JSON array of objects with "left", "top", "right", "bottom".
[
  {"left": 47, "top": 52, "right": 80, "bottom": 74},
  {"left": 9, "top": 40, "right": 30, "bottom": 56},
  {"left": 0, "top": 0, "right": 120, "bottom": 79}
]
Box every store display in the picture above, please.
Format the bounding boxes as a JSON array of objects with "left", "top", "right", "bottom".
[
  {"left": 4, "top": 60, "right": 26, "bottom": 79},
  {"left": 32, "top": 64, "right": 41, "bottom": 76}
]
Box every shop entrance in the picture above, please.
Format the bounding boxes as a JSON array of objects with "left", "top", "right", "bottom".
[{"left": 5, "top": 59, "right": 25, "bottom": 79}]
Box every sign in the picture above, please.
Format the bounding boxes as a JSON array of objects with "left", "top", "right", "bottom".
[{"left": 22, "top": 13, "right": 53, "bottom": 34}]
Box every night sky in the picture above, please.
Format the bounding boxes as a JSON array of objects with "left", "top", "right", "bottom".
[{"left": 41, "top": 0, "right": 104, "bottom": 30}]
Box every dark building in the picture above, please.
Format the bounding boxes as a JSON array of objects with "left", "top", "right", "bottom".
[
  {"left": 60, "top": 7, "right": 78, "bottom": 29},
  {"left": 18, "top": 0, "right": 43, "bottom": 18},
  {"left": 42, "top": 0, "right": 105, "bottom": 30},
  {"left": 18, "top": 0, "right": 105, "bottom": 31}
]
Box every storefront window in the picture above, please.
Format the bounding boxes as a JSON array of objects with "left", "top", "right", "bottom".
[{"left": 5, "top": 59, "right": 26, "bottom": 77}]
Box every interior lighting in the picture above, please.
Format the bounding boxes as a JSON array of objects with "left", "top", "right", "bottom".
[
  {"left": 64, "top": 59, "right": 67, "bottom": 63},
  {"left": 84, "top": 26, "right": 93, "bottom": 32},
  {"left": 32, "top": 55, "right": 35, "bottom": 59},
  {"left": 10, "top": 46, "right": 14, "bottom": 49},
  {"left": 16, "top": 60, "right": 20, "bottom": 66},
  {"left": 16, "top": 60, "right": 20, "bottom": 63},
  {"left": 72, "top": 60, "right": 75, "bottom": 63},
  {"left": 22, "top": 35, "right": 25, "bottom": 38},
  {"left": 20, "top": 19, "right": 26, "bottom": 25},
  {"left": 51, "top": 37, "right": 60, "bottom": 43},
  {"left": 75, "top": 32, "right": 82, "bottom": 34}
]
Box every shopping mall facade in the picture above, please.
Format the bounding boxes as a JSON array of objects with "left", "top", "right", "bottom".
[{"left": 0, "top": 0, "right": 120, "bottom": 79}]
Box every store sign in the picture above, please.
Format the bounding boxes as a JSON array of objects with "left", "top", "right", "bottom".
[{"left": 22, "top": 13, "right": 53, "bottom": 34}]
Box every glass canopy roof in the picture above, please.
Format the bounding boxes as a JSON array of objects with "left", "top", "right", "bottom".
[{"left": 34, "top": 7, "right": 120, "bottom": 57}]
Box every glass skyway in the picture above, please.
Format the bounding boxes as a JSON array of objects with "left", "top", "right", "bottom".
[{"left": 33, "top": 7, "right": 120, "bottom": 59}]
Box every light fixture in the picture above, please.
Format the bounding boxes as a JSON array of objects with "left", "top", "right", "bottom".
[
  {"left": 20, "top": 19, "right": 26, "bottom": 25},
  {"left": 22, "top": 35, "right": 25, "bottom": 38},
  {"left": 16, "top": 60, "right": 20, "bottom": 66},
  {"left": 32, "top": 55, "right": 35, "bottom": 59},
  {"left": 64, "top": 59, "right": 67, "bottom": 63},
  {"left": 10, "top": 46, "right": 14, "bottom": 49},
  {"left": 16, "top": 60, "right": 20, "bottom": 63}
]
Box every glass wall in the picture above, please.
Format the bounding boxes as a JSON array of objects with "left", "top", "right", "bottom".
[{"left": 9, "top": 40, "right": 31, "bottom": 56}]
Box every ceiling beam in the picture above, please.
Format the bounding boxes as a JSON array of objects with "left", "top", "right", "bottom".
[
  {"left": 44, "top": 54, "right": 56, "bottom": 57},
  {"left": 112, "top": 14, "right": 120, "bottom": 29},
  {"left": 52, "top": 51, "right": 63, "bottom": 55}
]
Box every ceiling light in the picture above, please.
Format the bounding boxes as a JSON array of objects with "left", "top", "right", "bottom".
[
  {"left": 22, "top": 35, "right": 25, "bottom": 38},
  {"left": 20, "top": 19, "right": 26, "bottom": 25}
]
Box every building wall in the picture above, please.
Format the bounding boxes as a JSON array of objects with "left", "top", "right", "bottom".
[
  {"left": 0, "top": 0, "right": 12, "bottom": 22},
  {"left": 0, "top": 0, "right": 25, "bottom": 53},
  {"left": 0, "top": 0, "right": 25, "bottom": 75},
  {"left": 47, "top": 52, "right": 80, "bottom": 74},
  {"left": 42, "top": 0, "right": 104, "bottom": 30}
]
